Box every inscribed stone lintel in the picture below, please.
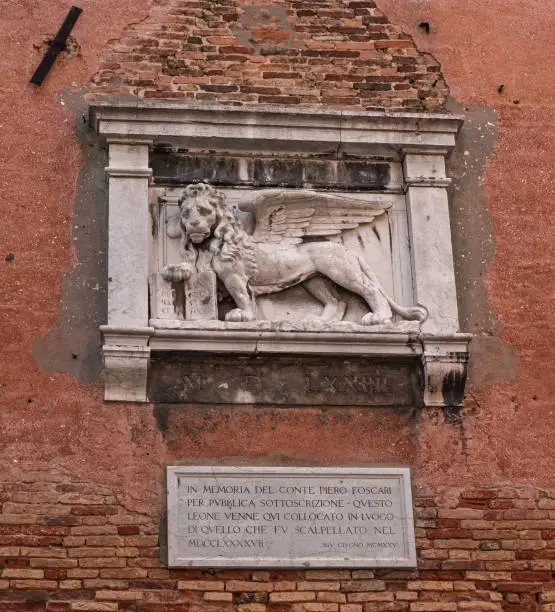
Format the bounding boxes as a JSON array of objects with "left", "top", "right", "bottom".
[
  {"left": 92, "top": 102, "right": 470, "bottom": 406},
  {"left": 149, "top": 352, "right": 421, "bottom": 407},
  {"left": 166, "top": 466, "right": 417, "bottom": 569}
]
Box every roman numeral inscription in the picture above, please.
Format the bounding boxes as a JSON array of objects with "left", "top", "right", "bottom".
[{"left": 150, "top": 354, "right": 419, "bottom": 406}]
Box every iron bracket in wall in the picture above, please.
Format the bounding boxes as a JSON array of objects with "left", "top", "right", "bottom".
[{"left": 30, "top": 6, "right": 82, "bottom": 85}]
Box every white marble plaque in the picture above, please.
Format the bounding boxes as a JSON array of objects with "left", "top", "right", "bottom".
[{"left": 166, "top": 466, "right": 416, "bottom": 568}]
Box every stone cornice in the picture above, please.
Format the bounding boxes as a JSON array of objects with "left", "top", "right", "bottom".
[{"left": 89, "top": 100, "right": 463, "bottom": 156}]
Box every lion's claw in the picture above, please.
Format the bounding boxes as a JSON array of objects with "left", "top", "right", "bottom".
[
  {"left": 361, "top": 312, "right": 392, "bottom": 326},
  {"left": 160, "top": 264, "right": 193, "bottom": 282},
  {"left": 225, "top": 308, "right": 255, "bottom": 322}
]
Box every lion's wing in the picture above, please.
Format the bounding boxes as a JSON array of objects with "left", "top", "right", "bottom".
[{"left": 239, "top": 190, "right": 391, "bottom": 245}]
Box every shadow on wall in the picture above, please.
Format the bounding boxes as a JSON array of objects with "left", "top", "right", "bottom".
[
  {"left": 32, "top": 89, "right": 108, "bottom": 384},
  {"left": 446, "top": 98, "right": 517, "bottom": 387}
]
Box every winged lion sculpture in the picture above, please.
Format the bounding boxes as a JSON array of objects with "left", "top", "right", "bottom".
[{"left": 161, "top": 183, "right": 427, "bottom": 326}]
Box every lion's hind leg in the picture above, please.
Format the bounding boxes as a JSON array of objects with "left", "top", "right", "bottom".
[
  {"left": 306, "top": 243, "right": 393, "bottom": 326},
  {"left": 303, "top": 277, "right": 347, "bottom": 322}
]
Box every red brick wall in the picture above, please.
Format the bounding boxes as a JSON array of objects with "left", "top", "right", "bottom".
[
  {"left": 89, "top": 0, "right": 447, "bottom": 111},
  {"left": 1, "top": 0, "right": 554, "bottom": 610},
  {"left": 2, "top": 478, "right": 555, "bottom": 611}
]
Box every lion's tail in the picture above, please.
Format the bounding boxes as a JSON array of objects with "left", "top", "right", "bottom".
[
  {"left": 356, "top": 256, "right": 428, "bottom": 323},
  {"left": 389, "top": 301, "right": 428, "bottom": 322}
]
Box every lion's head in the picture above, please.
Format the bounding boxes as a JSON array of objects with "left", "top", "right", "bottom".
[
  {"left": 176, "top": 183, "right": 256, "bottom": 276},
  {"left": 178, "top": 183, "right": 223, "bottom": 244}
]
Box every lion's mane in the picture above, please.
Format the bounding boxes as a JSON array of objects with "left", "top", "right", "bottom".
[{"left": 178, "top": 183, "right": 257, "bottom": 278}]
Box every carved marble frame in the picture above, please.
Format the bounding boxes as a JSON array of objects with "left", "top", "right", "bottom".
[{"left": 89, "top": 101, "right": 470, "bottom": 405}]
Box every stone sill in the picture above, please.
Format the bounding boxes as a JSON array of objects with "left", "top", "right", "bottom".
[
  {"left": 101, "top": 324, "right": 471, "bottom": 406},
  {"left": 102, "top": 324, "right": 470, "bottom": 356},
  {"left": 150, "top": 329, "right": 422, "bottom": 356}
]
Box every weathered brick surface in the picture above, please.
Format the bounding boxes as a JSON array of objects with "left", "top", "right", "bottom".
[
  {"left": 88, "top": 0, "right": 447, "bottom": 111},
  {"left": 1, "top": 481, "right": 555, "bottom": 610}
]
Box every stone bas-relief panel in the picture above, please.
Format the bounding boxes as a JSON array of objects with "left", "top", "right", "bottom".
[
  {"left": 93, "top": 103, "right": 470, "bottom": 403},
  {"left": 149, "top": 353, "right": 420, "bottom": 406},
  {"left": 167, "top": 467, "right": 416, "bottom": 568},
  {"left": 151, "top": 183, "right": 422, "bottom": 330}
]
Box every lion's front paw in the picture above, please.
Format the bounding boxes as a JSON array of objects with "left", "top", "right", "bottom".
[
  {"left": 361, "top": 312, "right": 392, "bottom": 326},
  {"left": 160, "top": 263, "right": 193, "bottom": 282},
  {"left": 225, "top": 308, "right": 255, "bottom": 322}
]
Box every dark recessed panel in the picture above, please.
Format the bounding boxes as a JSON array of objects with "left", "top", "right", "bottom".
[{"left": 149, "top": 352, "right": 421, "bottom": 406}]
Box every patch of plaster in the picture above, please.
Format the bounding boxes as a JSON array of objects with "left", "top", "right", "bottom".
[
  {"left": 446, "top": 98, "right": 517, "bottom": 386},
  {"left": 371, "top": 0, "right": 517, "bottom": 386},
  {"left": 31, "top": 89, "right": 108, "bottom": 384},
  {"left": 34, "top": 34, "right": 81, "bottom": 59},
  {"left": 233, "top": 5, "right": 298, "bottom": 52}
]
